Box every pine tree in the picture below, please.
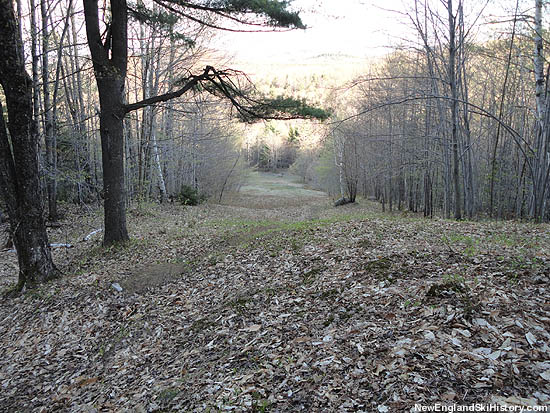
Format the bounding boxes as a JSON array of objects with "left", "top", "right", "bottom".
[{"left": 83, "top": 0, "right": 327, "bottom": 245}]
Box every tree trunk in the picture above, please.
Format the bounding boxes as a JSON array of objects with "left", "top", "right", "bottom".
[
  {"left": 41, "top": 0, "right": 58, "bottom": 220},
  {"left": 489, "top": 0, "right": 518, "bottom": 217},
  {"left": 219, "top": 151, "right": 241, "bottom": 203},
  {"left": 448, "top": 0, "right": 462, "bottom": 220},
  {"left": 532, "top": 0, "right": 550, "bottom": 221},
  {"left": 456, "top": 3, "right": 474, "bottom": 219},
  {"left": 64, "top": 1, "right": 92, "bottom": 202},
  {"left": 29, "top": 0, "right": 41, "bottom": 125},
  {"left": 414, "top": 1, "right": 451, "bottom": 218},
  {"left": 388, "top": 106, "right": 393, "bottom": 212},
  {"left": 97, "top": 78, "right": 130, "bottom": 244},
  {"left": 0, "top": 0, "right": 58, "bottom": 290},
  {"left": 334, "top": 136, "right": 346, "bottom": 200},
  {"left": 150, "top": 113, "right": 167, "bottom": 202},
  {"left": 142, "top": 26, "right": 167, "bottom": 203},
  {"left": 83, "top": 0, "right": 129, "bottom": 245}
]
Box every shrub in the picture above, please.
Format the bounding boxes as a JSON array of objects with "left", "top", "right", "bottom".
[{"left": 176, "top": 185, "right": 206, "bottom": 206}]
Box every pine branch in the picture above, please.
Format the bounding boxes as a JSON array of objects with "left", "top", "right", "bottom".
[
  {"left": 146, "top": 0, "right": 305, "bottom": 32},
  {"left": 123, "top": 66, "right": 330, "bottom": 122},
  {"left": 123, "top": 66, "right": 215, "bottom": 113}
]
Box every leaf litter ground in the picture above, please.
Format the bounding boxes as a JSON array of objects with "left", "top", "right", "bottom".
[{"left": 1, "top": 172, "right": 550, "bottom": 412}]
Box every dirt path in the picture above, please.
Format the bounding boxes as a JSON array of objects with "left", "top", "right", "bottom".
[
  {"left": 120, "top": 171, "right": 333, "bottom": 294},
  {"left": 1, "top": 173, "right": 549, "bottom": 412}
]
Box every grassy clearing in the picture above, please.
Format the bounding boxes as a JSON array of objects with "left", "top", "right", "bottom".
[{"left": 239, "top": 170, "right": 325, "bottom": 199}]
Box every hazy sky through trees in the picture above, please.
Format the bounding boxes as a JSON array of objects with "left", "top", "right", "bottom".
[
  {"left": 216, "top": 0, "right": 528, "bottom": 62},
  {"left": 217, "top": 0, "right": 400, "bottom": 61}
]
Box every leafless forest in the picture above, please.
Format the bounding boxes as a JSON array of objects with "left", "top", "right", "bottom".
[{"left": 1, "top": 0, "right": 550, "bottom": 411}]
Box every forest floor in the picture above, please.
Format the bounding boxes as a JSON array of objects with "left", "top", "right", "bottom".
[{"left": 1, "top": 171, "right": 550, "bottom": 412}]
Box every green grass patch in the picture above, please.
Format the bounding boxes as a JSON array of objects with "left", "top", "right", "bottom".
[
  {"left": 425, "top": 273, "right": 480, "bottom": 319},
  {"left": 301, "top": 266, "right": 326, "bottom": 285},
  {"left": 227, "top": 295, "right": 253, "bottom": 314},
  {"left": 158, "top": 387, "right": 180, "bottom": 404},
  {"left": 190, "top": 317, "right": 217, "bottom": 333},
  {"left": 363, "top": 257, "right": 392, "bottom": 272},
  {"left": 320, "top": 288, "right": 339, "bottom": 299}
]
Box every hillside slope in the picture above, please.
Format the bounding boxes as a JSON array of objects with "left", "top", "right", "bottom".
[{"left": 1, "top": 172, "right": 549, "bottom": 411}]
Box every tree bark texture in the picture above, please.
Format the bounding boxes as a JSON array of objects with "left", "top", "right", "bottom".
[
  {"left": 83, "top": 0, "right": 130, "bottom": 244},
  {"left": 532, "top": 0, "right": 550, "bottom": 221},
  {"left": 0, "top": 0, "right": 57, "bottom": 289},
  {"left": 448, "top": 0, "right": 462, "bottom": 220}
]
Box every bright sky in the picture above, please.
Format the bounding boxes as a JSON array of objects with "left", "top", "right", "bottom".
[
  {"left": 215, "top": 0, "right": 524, "bottom": 63},
  {"left": 217, "top": 0, "right": 404, "bottom": 61}
]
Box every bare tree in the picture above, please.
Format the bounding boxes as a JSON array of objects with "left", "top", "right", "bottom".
[
  {"left": 83, "top": 0, "right": 323, "bottom": 245},
  {"left": 0, "top": 0, "right": 58, "bottom": 290}
]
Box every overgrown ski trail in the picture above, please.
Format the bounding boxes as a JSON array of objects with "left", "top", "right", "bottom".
[{"left": 1, "top": 172, "right": 549, "bottom": 411}]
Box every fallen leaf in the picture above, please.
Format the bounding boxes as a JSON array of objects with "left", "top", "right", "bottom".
[
  {"left": 526, "top": 332, "right": 537, "bottom": 346},
  {"left": 456, "top": 329, "right": 471, "bottom": 338},
  {"left": 442, "top": 391, "right": 457, "bottom": 401},
  {"left": 242, "top": 324, "right": 261, "bottom": 332}
]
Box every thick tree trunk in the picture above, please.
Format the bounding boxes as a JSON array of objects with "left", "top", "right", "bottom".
[
  {"left": 0, "top": 0, "right": 57, "bottom": 289},
  {"left": 97, "top": 78, "right": 129, "bottom": 244},
  {"left": 84, "top": 0, "right": 129, "bottom": 245},
  {"left": 0, "top": 102, "right": 57, "bottom": 290}
]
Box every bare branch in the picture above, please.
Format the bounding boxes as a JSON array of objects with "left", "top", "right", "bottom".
[
  {"left": 123, "top": 65, "right": 215, "bottom": 113},
  {"left": 331, "top": 93, "right": 535, "bottom": 177}
]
